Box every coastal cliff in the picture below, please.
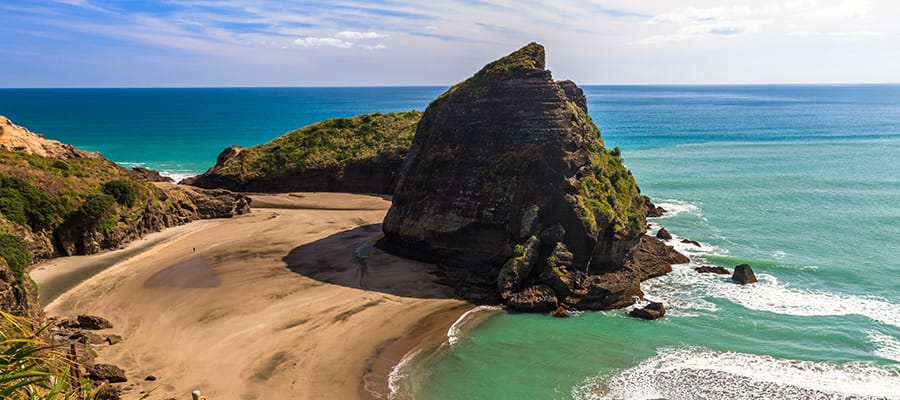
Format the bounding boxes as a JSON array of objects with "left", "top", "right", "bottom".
[
  {"left": 0, "top": 115, "right": 249, "bottom": 317},
  {"left": 379, "top": 43, "right": 686, "bottom": 311},
  {"left": 182, "top": 111, "right": 421, "bottom": 194}
]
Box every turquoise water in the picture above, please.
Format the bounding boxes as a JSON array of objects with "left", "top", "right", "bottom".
[{"left": 2, "top": 85, "right": 899, "bottom": 398}]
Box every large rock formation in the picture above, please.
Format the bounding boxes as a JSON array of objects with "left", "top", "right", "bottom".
[
  {"left": 379, "top": 43, "right": 686, "bottom": 311},
  {"left": 182, "top": 111, "right": 421, "bottom": 194}
]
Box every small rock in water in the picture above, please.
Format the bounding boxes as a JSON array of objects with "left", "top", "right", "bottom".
[
  {"left": 655, "top": 228, "right": 672, "bottom": 240},
  {"left": 628, "top": 302, "right": 666, "bottom": 320},
  {"left": 77, "top": 315, "right": 113, "bottom": 330},
  {"left": 732, "top": 264, "right": 758, "bottom": 284},
  {"left": 694, "top": 265, "right": 730, "bottom": 275},
  {"left": 680, "top": 238, "right": 702, "bottom": 248}
]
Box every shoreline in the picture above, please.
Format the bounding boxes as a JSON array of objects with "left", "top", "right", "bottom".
[{"left": 35, "top": 192, "right": 473, "bottom": 399}]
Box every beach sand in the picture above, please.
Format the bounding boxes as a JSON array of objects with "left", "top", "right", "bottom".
[{"left": 36, "top": 192, "right": 471, "bottom": 400}]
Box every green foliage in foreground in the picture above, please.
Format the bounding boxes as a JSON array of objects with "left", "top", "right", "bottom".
[
  {"left": 0, "top": 234, "right": 32, "bottom": 283},
  {"left": 216, "top": 111, "right": 422, "bottom": 178},
  {"left": 1, "top": 311, "right": 96, "bottom": 400}
]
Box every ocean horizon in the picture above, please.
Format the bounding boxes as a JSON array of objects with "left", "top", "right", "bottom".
[{"left": 3, "top": 84, "right": 899, "bottom": 399}]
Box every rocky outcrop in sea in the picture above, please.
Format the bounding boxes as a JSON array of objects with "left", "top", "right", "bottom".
[{"left": 379, "top": 43, "right": 687, "bottom": 312}]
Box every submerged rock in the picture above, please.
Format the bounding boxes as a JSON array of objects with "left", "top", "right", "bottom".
[
  {"left": 695, "top": 265, "right": 730, "bottom": 275},
  {"left": 628, "top": 302, "right": 666, "bottom": 320},
  {"left": 379, "top": 43, "right": 686, "bottom": 312},
  {"left": 732, "top": 264, "right": 758, "bottom": 284}
]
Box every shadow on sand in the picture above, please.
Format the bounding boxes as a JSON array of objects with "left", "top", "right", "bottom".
[{"left": 282, "top": 224, "right": 458, "bottom": 300}]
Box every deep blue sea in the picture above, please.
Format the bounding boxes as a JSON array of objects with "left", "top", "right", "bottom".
[{"left": 2, "top": 85, "right": 899, "bottom": 399}]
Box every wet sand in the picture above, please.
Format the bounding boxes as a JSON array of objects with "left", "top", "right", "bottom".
[{"left": 35, "top": 192, "right": 470, "bottom": 400}]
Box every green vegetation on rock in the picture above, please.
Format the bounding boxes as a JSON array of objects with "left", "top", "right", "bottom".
[
  {"left": 218, "top": 111, "right": 422, "bottom": 178},
  {"left": 0, "top": 234, "right": 32, "bottom": 283},
  {"left": 574, "top": 147, "right": 645, "bottom": 239},
  {"left": 435, "top": 42, "right": 545, "bottom": 103},
  {"left": 0, "top": 148, "right": 166, "bottom": 266}
]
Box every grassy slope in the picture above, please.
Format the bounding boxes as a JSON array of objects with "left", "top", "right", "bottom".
[
  {"left": 0, "top": 149, "right": 165, "bottom": 282},
  {"left": 213, "top": 111, "right": 422, "bottom": 179}
]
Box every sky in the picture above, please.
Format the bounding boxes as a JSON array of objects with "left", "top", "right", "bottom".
[{"left": 1, "top": 0, "right": 898, "bottom": 87}]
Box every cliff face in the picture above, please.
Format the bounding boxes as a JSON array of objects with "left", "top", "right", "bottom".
[
  {"left": 182, "top": 111, "right": 421, "bottom": 194},
  {"left": 0, "top": 116, "right": 249, "bottom": 317},
  {"left": 380, "top": 43, "right": 685, "bottom": 311}
]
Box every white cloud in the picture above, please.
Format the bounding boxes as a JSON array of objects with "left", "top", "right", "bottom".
[
  {"left": 637, "top": 1, "right": 878, "bottom": 45},
  {"left": 334, "top": 31, "right": 389, "bottom": 40},
  {"left": 424, "top": 25, "right": 439, "bottom": 30},
  {"left": 294, "top": 37, "right": 354, "bottom": 48},
  {"left": 788, "top": 30, "right": 883, "bottom": 36},
  {"left": 292, "top": 33, "right": 387, "bottom": 50}
]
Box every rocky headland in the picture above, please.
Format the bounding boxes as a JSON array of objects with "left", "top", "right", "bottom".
[
  {"left": 0, "top": 115, "right": 249, "bottom": 318},
  {"left": 379, "top": 43, "right": 687, "bottom": 312},
  {"left": 182, "top": 111, "right": 421, "bottom": 194}
]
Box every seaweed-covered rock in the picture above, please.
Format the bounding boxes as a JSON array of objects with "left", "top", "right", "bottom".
[{"left": 379, "top": 43, "right": 684, "bottom": 312}]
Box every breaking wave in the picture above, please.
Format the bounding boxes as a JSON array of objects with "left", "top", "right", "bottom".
[{"left": 574, "top": 347, "right": 900, "bottom": 400}]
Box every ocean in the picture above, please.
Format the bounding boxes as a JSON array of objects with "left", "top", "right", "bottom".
[{"left": 2, "top": 85, "right": 899, "bottom": 399}]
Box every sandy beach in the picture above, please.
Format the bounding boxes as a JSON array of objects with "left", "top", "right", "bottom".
[{"left": 34, "top": 192, "right": 471, "bottom": 400}]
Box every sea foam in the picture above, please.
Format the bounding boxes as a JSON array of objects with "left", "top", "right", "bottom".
[
  {"left": 642, "top": 262, "right": 900, "bottom": 328},
  {"left": 868, "top": 330, "right": 900, "bottom": 362},
  {"left": 573, "top": 347, "right": 900, "bottom": 400}
]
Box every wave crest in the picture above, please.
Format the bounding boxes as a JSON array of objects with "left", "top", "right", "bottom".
[{"left": 574, "top": 347, "right": 900, "bottom": 400}]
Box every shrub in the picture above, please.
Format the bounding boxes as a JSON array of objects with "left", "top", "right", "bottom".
[
  {"left": 0, "top": 176, "right": 72, "bottom": 231},
  {"left": 0, "top": 233, "right": 32, "bottom": 282},
  {"left": 75, "top": 194, "right": 115, "bottom": 228},
  {"left": 101, "top": 180, "right": 137, "bottom": 207}
]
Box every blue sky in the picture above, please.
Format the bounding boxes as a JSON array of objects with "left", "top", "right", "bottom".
[{"left": 2, "top": 0, "right": 897, "bottom": 87}]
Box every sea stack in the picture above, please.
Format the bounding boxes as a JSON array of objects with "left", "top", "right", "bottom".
[{"left": 379, "top": 43, "right": 686, "bottom": 312}]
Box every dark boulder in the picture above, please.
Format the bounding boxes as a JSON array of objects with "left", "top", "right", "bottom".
[
  {"left": 145, "top": 375, "right": 158, "bottom": 381},
  {"left": 643, "top": 196, "right": 666, "bottom": 218},
  {"left": 732, "top": 264, "right": 758, "bottom": 284},
  {"left": 77, "top": 315, "right": 112, "bottom": 330},
  {"left": 379, "top": 43, "right": 659, "bottom": 312},
  {"left": 695, "top": 265, "right": 730, "bottom": 275},
  {"left": 87, "top": 363, "right": 127, "bottom": 383},
  {"left": 655, "top": 227, "right": 672, "bottom": 240},
  {"left": 628, "top": 302, "right": 666, "bottom": 320}
]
